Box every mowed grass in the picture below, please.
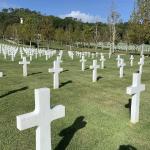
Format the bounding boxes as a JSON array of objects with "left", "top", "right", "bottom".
[{"left": 0, "top": 51, "right": 150, "bottom": 150}]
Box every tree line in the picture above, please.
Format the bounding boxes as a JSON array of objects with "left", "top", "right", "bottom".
[{"left": 0, "top": 0, "right": 149, "bottom": 48}]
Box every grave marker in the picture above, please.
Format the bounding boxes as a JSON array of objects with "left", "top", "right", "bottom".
[
  {"left": 126, "top": 73, "right": 145, "bottom": 123},
  {"left": 19, "top": 57, "right": 30, "bottom": 77},
  {"left": 90, "top": 60, "right": 100, "bottom": 82},
  {"left": 17, "top": 88, "right": 65, "bottom": 150},
  {"left": 48, "top": 61, "right": 63, "bottom": 89}
]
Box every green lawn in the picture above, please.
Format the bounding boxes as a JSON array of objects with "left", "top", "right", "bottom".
[{"left": 0, "top": 52, "right": 150, "bottom": 150}]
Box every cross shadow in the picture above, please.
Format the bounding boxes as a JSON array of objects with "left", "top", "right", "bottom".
[
  {"left": 60, "top": 80, "right": 72, "bottom": 88},
  {"left": 55, "top": 116, "right": 87, "bottom": 150},
  {"left": 85, "top": 67, "right": 89, "bottom": 70},
  {"left": 136, "top": 70, "right": 140, "bottom": 73},
  {"left": 125, "top": 99, "right": 132, "bottom": 116},
  {"left": 28, "top": 72, "right": 42, "bottom": 76},
  {"left": 0, "top": 86, "right": 28, "bottom": 98},
  {"left": 61, "top": 70, "right": 69, "bottom": 73},
  {"left": 118, "top": 145, "right": 137, "bottom": 150},
  {"left": 97, "top": 76, "right": 103, "bottom": 81}
]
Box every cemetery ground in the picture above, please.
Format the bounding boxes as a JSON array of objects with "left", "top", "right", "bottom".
[{"left": 0, "top": 52, "right": 150, "bottom": 150}]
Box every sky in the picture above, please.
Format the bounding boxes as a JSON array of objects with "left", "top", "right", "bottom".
[{"left": 0, "top": 0, "right": 135, "bottom": 23}]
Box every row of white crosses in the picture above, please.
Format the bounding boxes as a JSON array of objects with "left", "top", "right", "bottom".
[
  {"left": 79, "top": 55, "right": 101, "bottom": 82},
  {"left": 18, "top": 55, "right": 63, "bottom": 90},
  {"left": 116, "top": 54, "right": 145, "bottom": 78},
  {"left": 17, "top": 88, "right": 65, "bottom": 150}
]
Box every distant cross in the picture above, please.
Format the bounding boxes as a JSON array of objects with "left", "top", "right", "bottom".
[
  {"left": 80, "top": 56, "right": 87, "bottom": 71},
  {"left": 3, "top": 52, "right": 7, "bottom": 60},
  {"left": 71, "top": 52, "right": 74, "bottom": 60},
  {"left": 11, "top": 52, "right": 15, "bottom": 61},
  {"left": 57, "top": 56, "right": 63, "bottom": 64},
  {"left": 48, "top": 60, "right": 63, "bottom": 89},
  {"left": 29, "top": 51, "right": 33, "bottom": 61},
  {"left": 116, "top": 55, "right": 121, "bottom": 68},
  {"left": 141, "top": 44, "right": 144, "bottom": 56},
  {"left": 138, "top": 56, "right": 144, "bottom": 74},
  {"left": 19, "top": 57, "right": 30, "bottom": 77},
  {"left": 130, "top": 55, "right": 134, "bottom": 67},
  {"left": 100, "top": 53, "right": 103, "bottom": 58},
  {"left": 20, "top": 50, "right": 24, "bottom": 59},
  {"left": 0, "top": 72, "right": 3, "bottom": 77},
  {"left": 91, "top": 53, "right": 95, "bottom": 59},
  {"left": 109, "top": 45, "right": 112, "bottom": 59},
  {"left": 35, "top": 50, "right": 38, "bottom": 59},
  {"left": 126, "top": 73, "right": 145, "bottom": 123},
  {"left": 90, "top": 60, "right": 100, "bottom": 82},
  {"left": 100, "top": 55, "right": 106, "bottom": 69},
  {"left": 17, "top": 88, "right": 65, "bottom": 150},
  {"left": 45, "top": 52, "right": 49, "bottom": 61},
  {"left": 119, "top": 59, "right": 126, "bottom": 78}
]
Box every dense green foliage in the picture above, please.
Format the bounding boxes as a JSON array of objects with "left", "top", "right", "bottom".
[
  {"left": 0, "top": 8, "right": 128, "bottom": 47},
  {"left": 127, "top": 0, "right": 150, "bottom": 44},
  {"left": 0, "top": 0, "right": 150, "bottom": 47}
]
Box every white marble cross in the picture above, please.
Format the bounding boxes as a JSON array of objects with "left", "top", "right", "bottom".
[
  {"left": 126, "top": 73, "right": 145, "bottom": 123},
  {"left": 116, "top": 55, "right": 121, "bottom": 68},
  {"left": 16, "top": 88, "right": 65, "bottom": 150},
  {"left": 0, "top": 72, "right": 3, "bottom": 77},
  {"left": 19, "top": 57, "right": 30, "bottom": 77},
  {"left": 11, "top": 52, "right": 15, "bottom": 61},
  {"left": 30, "top": 53, "right": 33, "bottom": 61},
  {"left": 91, "top": 53, "right": 95, "bottom": 59},
  {"left": 141, "top": 44, "right": 144, "bottom": 56},
  {"left": 100, "top": 55, "right": 106, "bottom": 69},
  {"left": 80, "top": 56, "right": 86, "bottom": 71},
  {"left": 119, "top": 59, "right": 126, "bottom": 78},
  {"left": 48, "top": 60, "right": 63, "bottom": 89},
  {"left": 138, "top": 56, "right": 144, "bottom": 74},
  {"left": 90, "top": 60, "right": 100, "bottom": 82},
  {"left": 130, "top": 55, "right": 134, "bottom": 67}
]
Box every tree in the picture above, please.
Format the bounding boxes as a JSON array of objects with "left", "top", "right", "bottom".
[
  {"left": 127, "top": 0, "right": 150, "bottom": 44},
  {"left": 108, "top": 1, "right": 120, "bottom": 53}
]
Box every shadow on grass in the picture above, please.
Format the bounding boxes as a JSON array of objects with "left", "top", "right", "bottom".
[
  {"left": 85, "top": 67, "right": 89, "bottom": 70},
  {"left": 60, "top": 80, "right": 72, "bottom": 88},
  {"left": 125, "top": 99, "right": 131, "bottom": 116},
  {"left": 118, "top": 145, "right": 137, "bottom": 150},
  {"left": 0, "top": 86, "right": 28, "bottom": 98},
  {"left": 97, "top": 76, "right": 103, "bottom": 81},
  {"left": 61, "top": 70, "right": 69, "bottom": 73},
  {"left": 55, "top": 116, "right": 87, "bottom": 150},
  {"left": 28, "top": 72, "right": 42, "bottom": 76}
]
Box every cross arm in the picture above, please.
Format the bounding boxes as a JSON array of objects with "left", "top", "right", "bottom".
[
  {"left": 16, "top": 111, "right": 39, "bottom": 131},
  {"left": 19, "top": 62, "right": 23, "bottom": 64},
  {"left": 60, "top": 68, "right": 63, "bottom": 72},
  {"left": 50, "top": 105, "right": 65, "bottom": 122},
  {"left": 90, "top": 66, "right": 93, "bottom": 69},
  {"left": 48, "top": 69, "right": 54, "bottom": 73},
  {"left": 127, "top": 84, "right": 145, "bottom": 95}
]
